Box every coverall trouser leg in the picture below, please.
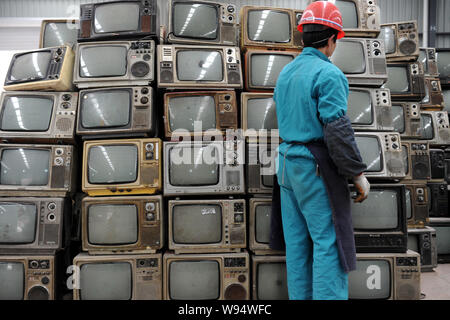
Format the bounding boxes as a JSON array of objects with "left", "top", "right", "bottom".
[{"left": 277, "top": 150, "right": 348, "bottom": 300}]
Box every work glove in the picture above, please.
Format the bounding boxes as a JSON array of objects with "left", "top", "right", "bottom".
[{"left": 352, "top": 173, "right": 370, "bottom": 203}]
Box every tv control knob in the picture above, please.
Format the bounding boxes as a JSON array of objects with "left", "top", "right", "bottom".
[
  {"left": 62, "top": 94, "right": 71, "bottom": 102},
  {"left": 41, "top": 277, "right": 50, "bottom": 285},
  {"left": 145, "top": 202, "right": 155, "bottom": 212},
  {"left": 145, "top": 143, "right": 154, "bottom": 152},
  {"left": 146, "top": 213, "right": 155, "bottom": 221},
  {"left": 143, "top": 54, "right": 151, "bottom": 62},
  {"left": 56, "top": 48, "right": 63, "bottom": 55},
  {"left": 48, "top": 202, "right": 56, "bottom": 211},
  {"left": 140, "top": 97, "right": 149, "bottom": 104},
  {"left": 392, "top": 143, "right": 399, "bottom": 149},
  {"left": 418, "top": 196, "right": 425, "bottom": 202},
  {"left": 141, "top": 88, "right": 149, "bottom": 95},
  {"left": 227, "top": 5, "right": 235, "bottom": 13},
  {"left": 30, "top": 261, "right": 39, "bottom": 269}
]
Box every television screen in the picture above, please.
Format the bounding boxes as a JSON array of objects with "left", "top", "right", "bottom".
[
  {"left": 331, "top": 41, "right": 366, "bottom": 74},
  {"left": 94, "top": 2, "right": 140, "bottom": 34},
  {"left": 437, "top": 51, "right": 450, "bottom": 78},
  {"left": 335, "top": 0, "right": 358, "bottom": 29},
  {"left": 43, "top": 21, "right": 78, "bottom": 48},
  {"left": 257, "top": 263, "right": 289, "bottom": 300},
  {"left": 88, "top": 204, "right": 138, "bottom": 245},
  {"left": 349, "top": 260, "right": 391, "bottom": 299},
  {"left": 169, "top": 260, "right": 220, "bottom": 300},
  {"left": 1, "top": 96, "right": 53, "bottom": 131},
  {"left": 168, "top": 96, "right": 216, "bottom": 132},
  {"left": 248, "top": 10, "right": 291, "bottom": 43},
  {"left": 0, "top": 262, "right": 24, "bottom": 300},
  {"left": 347, "top": 90, "right": 373, "bottom": 125},
  {"left": 8, "top": 51, "right": 52, "bottom": 82},
  {"left": 262, "top": 174, "right": 274, "bottom": 188},
  {"left": 0, "top": 203, "right": 37, "bottom": 244},
  {"left": 384, "top": 67, "right": 410, "bottom": 93},
  {"left": 351, "top": 190, "right": 399, "bottom": 230},
  {"left": 79, "top": 46, "right": 127, "bottom": 78},
  {"left": 355, "top": 137, "right": 382, "bottom": 172},
  {"left": 443, "top": 89, "right": 450, "bottom": 112},
  {"left": 173, "top": 3, "right": 218, "bottom": 40},
  {"left": 80, "top": 90, "right": 131, "bottom": 129},
  {"left": 247, "top": 97, "right": 278, "bottom": 130},
  {"left": 169, "top": 145, "right": 219, "bottom": 186},
  {"left": 176, "top": 50, "right": 223, "bottom": 81},
  {"left": 434, "top": 227, "right": 450, "bottom": 254},
  {"left": 255, "top": 204, "right": 271, "bottom": 244},
  {"left": 407, "top": 234, "right": 419, "bottom": 253},
  {"left": 88, "top": 145, "right": 138, "bottom": 184},
  {"left": 0, "top": 149, "right": 50, "bottom": 186},
  {"left": 172, "top": 204, "right": 222, "bottom": 244},
  {"left": 80, "top": 262, "right": 132, "bottom": 300},
  {"left": 402, "top": 145, "right": 409, "bottom": 175},
  {"left": 379, "top": 26, "right": 396, "bottom": 55},
  {"left": 405, "top": 189, "right": 412, "bottom": 220},
  {"left": 419, "top": 114, "right": 434, "bottom": 140},
  {"left": 391, "top": 105, "right": 405, "bottom": 134},
  {"left": 251, "top": 54, "right": 293, "bottom": 87}
]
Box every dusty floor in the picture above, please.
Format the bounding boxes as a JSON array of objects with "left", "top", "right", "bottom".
[{"left": 421, "top": 263, "right": 450, "bottom": 300}]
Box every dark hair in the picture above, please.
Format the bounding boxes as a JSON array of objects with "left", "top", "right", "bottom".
[{"left": 302, "top": 24, "right": 339, "bottom": 49}]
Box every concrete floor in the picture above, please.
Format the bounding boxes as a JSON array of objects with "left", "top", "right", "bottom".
[{"left": 421, "top": 264, "right": 450, "bottom": 300}]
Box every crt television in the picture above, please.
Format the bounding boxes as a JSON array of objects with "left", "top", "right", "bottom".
[
  {"left": 0, "top": 144, "right": 76, "bottom": 197},
  {"left": 240, "top": 93, "right": 278, "bottom": 139},
  {"left": 82, "top": 138, "right": 161, "bottom": 197},
  {"left": 163, "top": 252, "right": 250, "bottom": 300},
  {"left": 349, "top": 251, "right": 421, "bottom": 300},
  {"left": 347, "top": 87, "right": 392, "bottom": 131},
  {"left": 430, "top": 148, "right": 446, "bottom": 180},
  {"left": 76, "top": 86, "right": 155, "bottom": 139},
  {"left": 39, "top": 19, "right": 79, "bottom": 49},
  {"left": 355, "top": 132, "right": 405, "bottom": 180},
  {"left": 251, "top": 255, "right": 288, "bottom": 300},
  {"left": 401, "top": 141, "right": 431, "bottom": 182},
  {"left": 428, "top": 218, "right": 450, "bottom": 263},
  {"left": 427, "top": 182, "right": 449, "bottom": 218},
  {"left": 168, "top": 199, "right": 246, "bottom": 254},
  {"left": 0, "top": 197, "right": 71, "bottom": 253},
  {"left": 0, "top": 91, "right": 77, "bottom": 144},
  {"left": 379, "top": 21, "right": 419, "bottom": 62},
  {"left": 408, "top": 227, "right": 437, "bottom": 272},
  {"left": 164, "top": 91, "right": 238, "bottom": 140},
  {"left": 350, "top": 184, "right": 408, "bottom": 253},
  {"left": 244, "top": 49, "right": 298, "bottom": 92},
  {"left": 239, "top": 6, "right": 303, "bottom": 51},
  {"left": 0, "top": 254, "right": 59, "bottom": 300},
  {"left": 421, "top": 77, "right": 444, "bottom": 110},
  {"left": 78, "top": 0, "right": 158, "bottom": 42},
  {"left": 331, "top": 38, "right": 387, "bottom": 87},
  {"left": 157, "top": 44, "right": 243, "bottom": 90},
  {"left": 163, "top": 140, "right": 245, "bottom": 196},
  {"left": 73, "top": 40, "right": 155, "bottom": 89},
  {"left": 72, "top": 253, "right": 162, "bottom": 300},
  {"left": 418, "top": 111, "right": 450, "bottom": 146},
  {"left": 249, "top": 198, "right": 285, "bottom": 256},
  {"left": 246, "top": 142, "right": 277, "bottom": 195},
  {"left": 391, "top": 102, "right": 421, "bottom": 139},
  {"left": 168, "top": 0, "right": 238, "bottom": 46},
  {"left": 3, "top": 46, "right": 74, "bottom": 92},
  {"left": 436, "top": 49, "right": 450, "bottom": 87},
  {"left": 383, "top": 62, "right": 426, "bottom": 101},
  {"left": 420, "top": 48, "right": 440, "bottom": 77},
  {"left": 404, "top": 184, "right": 429, "bottom": 228},
  {"left": 81, "top": 195, "right": 163, "bottom": 255}
]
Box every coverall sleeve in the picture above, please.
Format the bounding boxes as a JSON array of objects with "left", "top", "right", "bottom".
[{"left": 316, "top": 68, "right": 368, "bottom": 178}]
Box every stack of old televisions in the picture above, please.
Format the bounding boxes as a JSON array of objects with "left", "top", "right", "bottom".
[
  {"left": 0, "top": 17, "right": 80, "bottom": 300},
  {"left": 379, "top": 19, "right": 450, "bottom": 275}
]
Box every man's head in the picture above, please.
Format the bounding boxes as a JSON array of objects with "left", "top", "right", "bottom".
[{"left": 302, "top": 24, "right": 339, "bottom": 57}]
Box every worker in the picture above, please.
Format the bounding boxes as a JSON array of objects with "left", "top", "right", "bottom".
[{"left": 273, "top": 1, "right": 371, "bottom": 300}]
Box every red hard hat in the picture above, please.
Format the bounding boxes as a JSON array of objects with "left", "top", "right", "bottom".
[{"left": 298, "top": 1, "right": 345, "bottom": 39}]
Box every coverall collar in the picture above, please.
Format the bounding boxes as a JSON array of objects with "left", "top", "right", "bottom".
[{"left": 301, "top": 47, "right": 331, "bottom": 63}]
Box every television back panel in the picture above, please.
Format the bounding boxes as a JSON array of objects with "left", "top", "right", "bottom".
[
  {"left": 0, "top": 254, "right": 57, "bottom": 300},
  {"left": 350, "top": 251, "right": 421, "bottom": 300},
  {"left": 421, "top": 77, "right": 444, "bottom": 110},
  {"left": 436, "top": 49, "right": 450, "bottom": 87},
  {"left": 251, "top": 255, "right": 288, "bottom": 300},
  {"left": 73, "top": 252, "right": 162, "bottom": 300},
  {"left": 246, "top": 142, "right": 277, "bottom": 195},
  {"left": 0, "top": 144, "right": 76, "bottom": 197},
  {"left": 78, "top": 0, "right": 158, "bottom": 42},
  {"left": 81, "top": 195, "right": 164, "bottom": 254},
  {"left": 157, "top": 44, "right": 243, "bottom": 90},
  {"left": 331, "top": 38, "right": 388, "bottom": 87},
  {"left": 407, "top": 227, "right": 437, "bottom": 272},
  {"left": 420, "top": 48, "right": 440, "bottom": 78},
  {"left": 163, "top": 91, "right": 238, "bottom": 140},
  {"left": 39, "top": 19, "right": 79, "bottom": 49},
  {"left": 163, "top": 252, "right": 250, "bottom": 300},
  {"left": 0, "top": 91, "right": 77, "bottom": 144},
  {"left": 76, "top": 86, "right": 155, "bottom": 139},
  {"left": 428, "top": 218, "right": 450, "bottom": 263},
  {"left": 401, "top": 141, "right": 431, "bottom": 182},
  {"left": 381, "top": 21, "right": 420, "bottom": 63},
  {"left": 391, "top": 102, "right": 421, "bottom": 139},
  {"left": 168, "top": 0, "right": 238, "bottom": 46},
  {"left": 384, "top": 62, "right": 426, "bottom": 101},
  {"left": 82, "top": 138, "right": 162, "bottom": 197},
  {"left": 3, "top": 46, "right": 74, "bottom": 92},
  {"left": 168, "top": 199, "right": 246, "bottom": 254},
  {"left": 405, "top": 184, "right": 429, "bottom": 228},
  {"left": 73, "top": 40, "right": 155, "bottom": 89},
  {"left": 427, "top": 182, "right": 449, "bottom": 218},
  {"left": 239, "top": 6, "right": 303, "bottom": 51},
  {"left": 419, "top": 111, "right": 450, "bottom": 146}
]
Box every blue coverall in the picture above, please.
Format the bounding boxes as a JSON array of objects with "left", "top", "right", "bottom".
[{"left": 274, "top": 47, "right": 351, "bottom": 300}]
